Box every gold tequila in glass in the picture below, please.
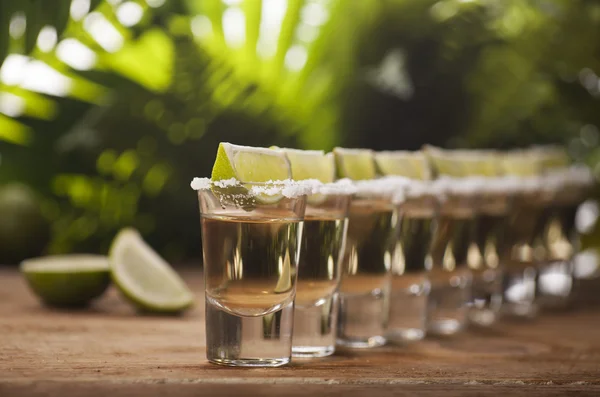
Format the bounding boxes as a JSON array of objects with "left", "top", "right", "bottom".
[
  {"left": 537, "top": 168, "right": 593, "bottom": 310},
  {"left": 427, "top": 188, "right": 475, "bottom": 335},
  {"left": 387, "top": 191, "right": 435, "bottom": 343},
  {"left": 337, "top": 188, "right": 399, "bottom": 348},
  {"left": 292, "top": 188, "right": 351, "bottom": 358},
  {"left": 196, "top": 180, "right": 308, "bottom": 367},
  {"left": 502, "top": 180, "right": 551, "bottom": 319},
  {"left": 468, "top": 186, "right": 511, "bottom": 327}
]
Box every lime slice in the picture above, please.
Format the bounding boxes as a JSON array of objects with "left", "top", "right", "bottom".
[
  {"left": 451, "top": 150, "right": 501, "bottom": 177},
  {"left": 109, "top": 228, "right": 194, "bottom": 313},
  {"left": 374, "top": 151, "right": 430, "bottom": 180},
  {"left": 280, "top": 148, "right": 335, "bottom": 182},
  {"left": 531, "top": 145, "right": 570, "bottom": 171},
  {"left": 422, "top": 145, "right": 465, "bottom": 177},
  {"left": 278, "top": 148, "right": 335, "bottom": 205},
  {"left": 211, "top": 142, "right": 292, "bottom": 204},
  {"left": 21, "top": 255, "right": 110, "bottom": 308},
  {"left": 333, "top": 148, "right": 376, "bottom": 180},
  {"left": 501, "top": 150, "right": 544, "bottom": 177}
]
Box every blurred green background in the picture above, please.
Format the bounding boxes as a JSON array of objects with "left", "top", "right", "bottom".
[{"left": 0, "top": 0, "right": 599, "bottom": 264}]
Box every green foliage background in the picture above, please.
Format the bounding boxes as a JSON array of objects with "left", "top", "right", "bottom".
[{"left": 0, "top": 0, "right": 599, "bottom": 263}]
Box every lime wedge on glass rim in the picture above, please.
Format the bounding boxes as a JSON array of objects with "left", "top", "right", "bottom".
[
  {"left": 211, "top": 142, "right": 292, "bottom": 204},
  {"left": 530, "top": 145, "right": 570, "bottom": 171},
  {"left": 374, "top": 150, "right": 430, "bottom": 179},
  {"left": 20, "top": 255, "right": 111, "bottom": 308},
  {"left": 277, "top": 148, "right": 335, "bottom": 205},
  {"left": 422, "top": 145, "right": 466, "bottom": 177},
  {"left": 109, "top": 228, "right": 194, "bottom": 313},
  {"left": 501, "top": 150, "right": 544, "bottom": 177},
  {"left": 450, "top": 149, "right": 501, "bottom": 177},
  {"left": 333, "top": 148, "right": 377, "bottom": 180}
]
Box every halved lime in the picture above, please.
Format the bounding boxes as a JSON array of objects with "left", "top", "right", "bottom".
[
  {"left": 21, "top": 255, "right": 110, "bottom": 308},
  {"left": 374, "top": 150, "right": 430, "bottom": 180},
  {"left": 211, "top": 142, "right": 292, "bottom": 204},
  {"left": 109, "top": 228, "right": 194, "bottom": 313},
  {"left": 333, "top": 148, "right": 376, "bottom": 180}
]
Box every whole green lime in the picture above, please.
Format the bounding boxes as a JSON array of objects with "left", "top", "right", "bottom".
[{"left": 0, "top": 183, "right": 50, "bottom": 264}]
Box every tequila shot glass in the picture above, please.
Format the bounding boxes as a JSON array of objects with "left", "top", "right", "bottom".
[
  {"left": 387, "top": 184, "right": 436, "bottom": 343},
  {"left": 336, "top": 177, "right": 407, "bottom": 348},
  {"left": 468, "top": 180, "right": 512, "bottom": 327},
  {"left": 426, "top": 180, "right": 476, "bottom": 336},
  {"left": 537, "top": 167, "right": 593, "bottom": 310},
  {"left": 292, "top": 181, "right": 354, "bottom": 358},
  {"left": 194, "top": 178, "right": 309, "bottom": 367},
  {"left": 502, "top": 177, "right": 550, "bottom": 319}
]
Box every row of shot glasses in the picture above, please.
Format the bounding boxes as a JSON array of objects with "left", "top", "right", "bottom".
[{"left": 192, "top": 144, "right": 594, "bottom": 367}]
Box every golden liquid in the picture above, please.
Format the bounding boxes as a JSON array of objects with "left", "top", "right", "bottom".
[
  {"left": 296, "top": 216, "right": 347, "bottom": 307},
  {"left": 202, "top": 214, "right": 302, "bottom": 317}
]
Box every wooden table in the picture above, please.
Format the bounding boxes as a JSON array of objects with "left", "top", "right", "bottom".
[{"left": 1, "top": 267, "right": 599, "bottom": 396}]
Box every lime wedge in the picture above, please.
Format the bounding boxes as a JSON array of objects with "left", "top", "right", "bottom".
[
  {"left": 450, "top": 150, "right": 501, "bottom": 177},
  {"left": 531, "top": 145, "right": 570, "bottom": 171},
  {"left": 20, "top": 255, "right": 110, "bottom": 308},
  {"left": 211, "top": 142, "right": 291, "bottom": 182},
  {"left": 211, "top": 142, "right": 292, "bottom": 204},
  {"left": 501, "top": 150, "right": 544, "bottom": 177},
  {"left": 279, "top": 148, "right": 335, "bottom": 183},
  {"left": 374, "top": 150, "right": 430, "bottom": 179},
  {"left": 278, "top": 148, "right": 335, "bottom": 205},
  {"left": 333, "top": 148, "right": 376, "bottom": 180},
  {"left": 422, "top": 146, "right": 464, "bottom": 177},
  {"left": 109, "top": 228, "right": 194, "bottom": 313}
]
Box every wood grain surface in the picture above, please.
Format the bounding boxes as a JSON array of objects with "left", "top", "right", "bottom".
[{"left": 1, "top": 267, "right": 599, "bottom": 396}]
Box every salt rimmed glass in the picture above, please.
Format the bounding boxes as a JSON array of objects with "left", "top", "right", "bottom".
[
  {"left": 537, "top": 167, "right": 594, "bottom": 310},
  {"left": 193, "top": 178, "right": 311, "bottom": 367},
  {"left": 336, "top": 177, "right": 408, "bottom": 348},
  {"left": 386, "top": 181, "right": 436, "bottom": 343},
  {"left": 468, "top": 177, "right": 513, "bottom": 327},
  {"left": 426, "top": 178, "right": 476, "bottom": 336},
  {"left": 292, "top": 180, "right": 354, "bottom": 358},
  {"left": 501, "top": 177, "right": 550, "bottom": 319}
]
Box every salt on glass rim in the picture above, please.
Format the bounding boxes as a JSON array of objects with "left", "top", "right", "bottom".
[
  {"left": 316, "top": 178, "right": 358, "bottom": 196},
  {"left": 190, "top": 177, "right": 320, "bottom": 198},
  {"left": 353, "top": 176, "right": 413, "bottom": 203}
]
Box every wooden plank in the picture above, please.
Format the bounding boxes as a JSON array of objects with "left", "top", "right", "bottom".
[{"left": 1, "top": 267, "right": 600, "bottom": 396}]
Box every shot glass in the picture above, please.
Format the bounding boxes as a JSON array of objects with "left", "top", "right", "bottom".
[
  {"left": 195, "top": 178, "right": 309, "bottom": 367},
  {"left": 336, "top": 177, "right": 407, "bottom": 348},
  {"left": 468, "top": 182, "right": 512, "bottom": 327},
  {"left": 292, "top": 182, "right": 353, "bottom": 358},
  {"left": 387, "top": 185, "right": 436, "bottom": 343},
  {"left": 502, "top": 178, "right": 551, "bottom": 319},
  {"left": 426, "top": 181, "right": 476, "bottom": 336},
  {"left": 537, "top": 167, "right": 593, "bottom": 310}
]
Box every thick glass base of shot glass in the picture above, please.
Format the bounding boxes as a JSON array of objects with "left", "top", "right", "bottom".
[
  {"left": 292, "top": 293, "right": 339, "bottom": 358},
  {"left": 337, "top": 289, "right": 388, "bottom": 349},
  {"left": 502, "top": 265, "right": 538, "bottom": 319},
  {"left": 427, "top": 270, "right": 471, "bottom": 336},
  {"left": 537, "top": 260, "right": 574, "bottom": 311},
  {"left": 468, "top": 269, "right": 503, "bottom": 327},
  {"left": 205, "top": 297, "right": 294, "bottom": 367},
  {"left": 387, "top": 276, "right": 429, "bottom": 344}
]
